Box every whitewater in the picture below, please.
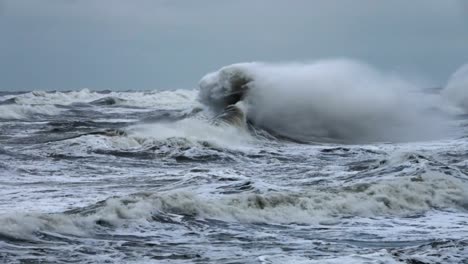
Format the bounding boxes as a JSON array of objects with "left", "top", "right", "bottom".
[{"left": 1, "top": 59, "right": 468, "bottom": 263}]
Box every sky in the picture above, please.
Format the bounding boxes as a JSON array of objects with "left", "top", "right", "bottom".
[{"left": 0, "top": 0, "right": 468, "bottom": 91}]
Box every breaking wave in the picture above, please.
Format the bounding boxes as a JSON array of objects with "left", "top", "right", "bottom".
[
  {"left": 199, "top": 60, "right": 451, "bottom": 143},
  {"left": 1, "top": 171, "right": 467, "bottom": 241},
  {"left": 37, "top": 117, "right": 255, "bottom": 162}
]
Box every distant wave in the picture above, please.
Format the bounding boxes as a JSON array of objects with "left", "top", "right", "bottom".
[
  {"left": 199, "top": 60, "right": 452, "bottom": 143},
  {"left": 0, "top": 104, "right": 62, "bottom": 120},
  {"left": 0, "top": 88, "right": 198, "bottom": 109},
  {"left": 0, "top": 89, "right": 199, "bottom": 120}
]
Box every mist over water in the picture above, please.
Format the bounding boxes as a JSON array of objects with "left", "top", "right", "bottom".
[{"left": 443, "top": 64, "right": 468, "bottom": 113}]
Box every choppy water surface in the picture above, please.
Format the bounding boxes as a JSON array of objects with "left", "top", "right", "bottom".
[{"left": 0, "top": 88, "right": 467, "bottom": 263}]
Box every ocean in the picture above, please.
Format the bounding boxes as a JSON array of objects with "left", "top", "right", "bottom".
[{"left": 1, "top": 60, "right": 468, "bottom": 263}]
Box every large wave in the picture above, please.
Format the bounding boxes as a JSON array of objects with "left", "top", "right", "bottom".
[{"left": 199, "top": 60, "right": 450, "bottom": 143}]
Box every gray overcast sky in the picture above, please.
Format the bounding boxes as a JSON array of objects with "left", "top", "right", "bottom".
[{"left": 1, "top": 0, "right": 468, "bottom": 91}]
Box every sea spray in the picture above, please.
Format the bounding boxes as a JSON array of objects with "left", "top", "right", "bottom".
[
  {"left": 443, "top": 64, "right": 468, "bottom": 113},
  {"left": 199, "top": 59, "right": 451, "bottom": 143}
]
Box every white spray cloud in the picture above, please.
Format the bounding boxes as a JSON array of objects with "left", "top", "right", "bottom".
[
  {"left": 443, "top": 64, "right": 468, "bottom": 113},
  {"left": 199, "top": 59, "right": 451, "bottom": 143}
]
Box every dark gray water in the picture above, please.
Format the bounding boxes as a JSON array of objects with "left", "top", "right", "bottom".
[{"left": 0, "top": 89, "right": 467, "bottom": 263}]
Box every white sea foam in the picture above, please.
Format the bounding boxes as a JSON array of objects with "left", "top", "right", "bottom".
[
  {"left": 199, "top": 60, "right": 451, "bottom": 143},
  {"left": 33, "top": 117, "right": 254, "bottom": 161},
  {"left": 1, "top": 171, "right": 466, "bottom": 241},
  {"left": 140, "top": 172, "right": 467, "bottom": 224},
  {"left": 259, "top": 251, "right": 401, "bottom": 264},
  {"left": 127, "top": 118, "right": 254, "bottom": 149}
]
